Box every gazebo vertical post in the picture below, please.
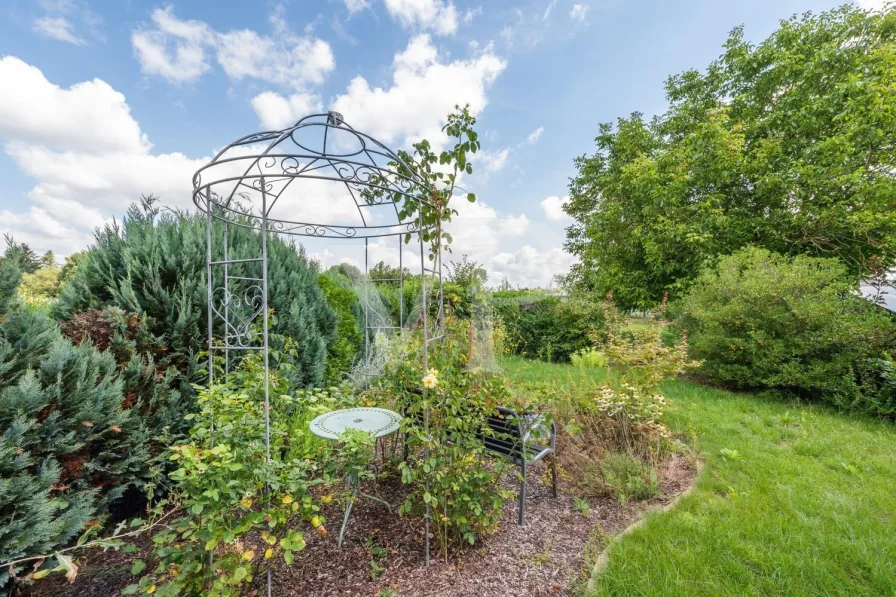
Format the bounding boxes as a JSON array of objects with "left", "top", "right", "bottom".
[
  {"left": 223, "top": 220, "right": 229, "bottom": 376},
  {"left": 399, "top": 234, "right": 404, "bottom": 330},
  {"left": 205, "top": 192, "right": 215, "bottom": 444},
  {"left": 261, "top": 177, "right": 272, "bottom": 597},
  {"left": 418, "top": 196, "right": 430, "bottom": 567},
  {"left": 204, "top": 191, "right": 215, "bottom": 572},
  {"left": 364, "top": 237, "right": 370, "bottom": 370}
]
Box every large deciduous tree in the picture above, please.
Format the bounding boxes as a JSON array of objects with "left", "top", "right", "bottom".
[{"left": 564, "top": 5, "right": 896, "bottom": 309}]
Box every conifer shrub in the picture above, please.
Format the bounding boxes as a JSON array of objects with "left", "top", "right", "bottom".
[
  {"left": 317, "top": 271, "right": 364, "bottom": 384},
  {"left": 54, "top": 198, "right": 338, "bottom": 425},
  {"left": 0, "top": 268, "right": 150, "bottom": 585},
  {"left": 60, "top": 308, "right": 184, "bottom": 448}
]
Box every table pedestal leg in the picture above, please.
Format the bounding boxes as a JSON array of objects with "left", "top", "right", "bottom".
[
  {"left": 338, "top": 496, "right": 354, "bottom": 548},
  {"left": 337, "top": 471, "right": 393, "bottom": 547}
]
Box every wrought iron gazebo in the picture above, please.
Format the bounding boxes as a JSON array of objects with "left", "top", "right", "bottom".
[{"left": 192, "top": 112, "right": 444, "bottom": 589}]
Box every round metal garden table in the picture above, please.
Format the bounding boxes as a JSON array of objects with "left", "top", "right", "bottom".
[{"left": 309, "top": 407, "right": 402, "bottom": 546}]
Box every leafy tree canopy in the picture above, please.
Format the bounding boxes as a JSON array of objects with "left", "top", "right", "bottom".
[
  {"left": 564, "top": 5, "right": 896, "bottom": 309},
  {"left": 446, "top": 254, "right": 488, "bottom": 290}
]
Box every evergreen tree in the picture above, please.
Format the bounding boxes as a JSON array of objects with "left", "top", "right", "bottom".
[
  {"left": 0, "top": 302, "right": 149, "bottom": 585},
  {"left": 2, "top": 235, "right": 41, "bottom": 275},
  {"left": 0, "top": 259, "right": 19, "bottom": 315},
  {"left": 318, "top": 272, "right": 364, "bottom": 384},
  {"left": 54, "top": 197, "right": 338, "bottom": 426},
  {"left": 40, "top": 251, "right": 56, "bottom": 268}
]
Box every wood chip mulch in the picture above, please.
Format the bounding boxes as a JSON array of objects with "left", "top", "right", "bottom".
[{"left": 24, "top": 455, "right": 697, "bottom": 597}]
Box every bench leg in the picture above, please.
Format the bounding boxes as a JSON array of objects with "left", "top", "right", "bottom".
[
  {"left": 551, "top": 454, "right": 558, "bottom": 498},
  {"left": 518, "top": 460, "right": 526, "bottom": 525}
]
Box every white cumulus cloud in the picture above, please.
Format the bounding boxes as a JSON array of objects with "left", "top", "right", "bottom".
[
  {"left": 540, "top": 195, "right": 570, "bottom": 222},
  {"left": 0, "top": 56, "right": 149, "bottom": 154},
  {"left": 251, "top": 91, "right": 323, "bottom": 130},
  {"left": 131, "top": 6, "right": 335, "bottom": 88},
  {"left": 384, "top": 0, "right": 459, "bottom": 36},
  {"left": 490, "top": 246, "right": 576, "bottom": 288},
  {"left": 131, "top": 6, "right": 213, "bottom": 83},
  {"left": 0, "top": 57, "right": 206, "bottom": 257},
  {"left": 331, "top": 35, "right": 506, "bottom": 149}
]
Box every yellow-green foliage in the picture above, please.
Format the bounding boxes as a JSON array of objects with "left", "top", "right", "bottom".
[
  {"left": 570, "top": 348, "right": 608, "bottom": 368},
  {"left": 18, "top": 266, "right": 61, "bottom": 300}
]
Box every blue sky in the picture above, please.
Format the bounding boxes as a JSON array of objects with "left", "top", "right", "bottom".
[{"left": 0, "top": 0, "right": 873, "bottom": 286}]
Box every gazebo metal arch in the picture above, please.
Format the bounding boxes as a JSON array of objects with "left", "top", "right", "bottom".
[{"left": 193, "top": 112, "right": 444, "bottom": 588}]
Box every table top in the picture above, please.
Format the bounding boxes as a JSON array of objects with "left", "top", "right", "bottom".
[{"left": 308, "top": 407, "right": 403, "bottom": 440}]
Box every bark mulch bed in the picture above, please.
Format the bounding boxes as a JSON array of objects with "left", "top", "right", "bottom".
[{"left": 23, "top": 455, "right": 697, "bottom": 597}]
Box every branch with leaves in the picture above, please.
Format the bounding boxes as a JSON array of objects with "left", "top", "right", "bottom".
[
  {"left": 2, "top": 502, "right": 179, "bottom": 586},
  {"left": 363, "top": 104, "right": 481, "bottom": 262}
]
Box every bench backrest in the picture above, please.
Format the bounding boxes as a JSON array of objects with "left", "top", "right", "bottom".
[{"left": 481, "top": 407, "right": 525, "bottom": 458}]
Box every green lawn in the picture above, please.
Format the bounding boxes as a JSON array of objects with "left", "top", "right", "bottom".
[{"left": 500, "top": 357, "right": 896, "bottom": 596}]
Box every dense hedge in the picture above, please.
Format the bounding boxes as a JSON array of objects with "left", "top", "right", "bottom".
[
  {"left": 0, "top": 263, "right": 150, "bottom": 584},
  {"left": 318, "top": 271, "right": 364, "bottom": 384},
  {"left": 674, "top": 248, "right": 896, "bottom": 414},
  {"left": 493, "top": 291, "right": 609, "bottom": 362}
]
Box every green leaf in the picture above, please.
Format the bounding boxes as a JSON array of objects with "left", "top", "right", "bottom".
[
  {"left": 283, "top": 549, "right": 294, "bottom": 565},
  {"left": 466, "top": 193, "right": 476, "bottom": 202},
  {"left": 122, "top": 584, "right": 140, "bottom": 595},
  {"left": 130, "top": 560, "right": 146, "bottom": 575},
  {"left": 232, "top": 566, "right": 247, "bottom": 583}
]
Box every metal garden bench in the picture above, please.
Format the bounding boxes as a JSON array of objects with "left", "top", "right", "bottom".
[
  {"left": 401, "top": 390, "right": 558, "bottom": 524},
  {"left": 481, "top": 407, "right": 558, "bottom": 524}
]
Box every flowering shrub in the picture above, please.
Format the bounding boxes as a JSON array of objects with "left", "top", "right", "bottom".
[
  {"left": 552, "top": 307, "right": 696, "bottom": 498},
  {"left": 374, "top": 318, "right": 513, "bottom": 559},
  {"left": 126, "top": 349, "right": 328, "bottom": 596}
]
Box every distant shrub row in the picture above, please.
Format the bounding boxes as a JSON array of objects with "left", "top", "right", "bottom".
[{"left": 492, "top": 291, "right": 611, "bottom": 363}]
